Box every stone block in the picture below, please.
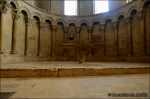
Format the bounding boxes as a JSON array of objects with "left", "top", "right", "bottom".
[
  {"left": 72, "top": 68, "right": 86, "bottom": 76},
  {"left": 0, "top": 69, "right": 8, "bottom": 78},
  {"left": 33, "top": 69, "right": 58, "bottom": 77},
  {"left": 19, "top": 69, "right": 33, "bottom": 78},
  {"left": 7, "top": 69, "right": 21, "bottom": 78},
  {"left": 86, "top": 68, "right": 97, "bottom": 76},
  {"left": 58, "top": 68, "right": 72, "bottom": 77}
]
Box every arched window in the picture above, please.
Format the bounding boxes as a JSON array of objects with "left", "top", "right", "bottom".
[
  {"left": 64, "top": 0, "right": 77, "bottom": 15},
  {"left": 94, "top": 0, "right": 109, "bottom": 14}
]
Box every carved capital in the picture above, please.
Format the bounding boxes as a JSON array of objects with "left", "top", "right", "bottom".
[
  {"left": 111, "top": 21, "right": 118, "bottom": 29},
  {"left": 39, "top": 22, "right": 45, "bottom": 30},
  {"left": 64, "top": 26, "right": 68, "bottom": 33},
  {"left": 25, "top": 17, "right": 32, "bottom": 26},
  {"left": 75, "top": 27, "right": 80, "bottom": 33},
  {"left": 88, "top": 26, "right": 92, "bottom": 33},
  {"left": 51, "top": 25, "right": 57, "bottom": 31},
  {"left": 0, "top": 1, "right": 11, "bottom": 14},
  {"left": 100, "top": 24, "right": 106, "bottom": 31},
  {"left": 125, "top": 17, "right": 133, "bottom": 24},
  {"left": 13, "top": 9, "right": 20, "bottom": 20},
  {"left": 137, "top": 10, "right": 146, "bottom": 20}
]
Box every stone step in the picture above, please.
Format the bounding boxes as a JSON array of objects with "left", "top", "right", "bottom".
[{"left": 1, "top": 67, "right": 149, "bottom": 78}]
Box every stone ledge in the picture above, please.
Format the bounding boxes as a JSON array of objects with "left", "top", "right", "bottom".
[{"left": 0, "top": 67, "right": 149, "bottom": 78}]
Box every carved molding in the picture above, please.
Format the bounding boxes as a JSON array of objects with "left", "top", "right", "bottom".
[
  {"left": 125, "top": 17, "right": 133, "bottom": 24},
  {"left": 64, "top": 26, "right": 68, "bottom": 33},
  {"left": 51, "top": 25, "right": 57, "bottom": 31},
  {"left": 137, "top": 10, "right": 146, "bottom": 20},
  {"left": 25, "top": 17, "right": 32, "bottom": 26},
  {"left": 75, "top": 27, "right": 81, "bottom": 33},
  {"left": 39, "top": 22, "right": 45, "bottom": 30},
  {"left": 0, "top": 1, "right": 11, "bottom": 14},
  {"left": 13, "top": 9, "right": 20, "bottom": 20},
  {"left": 100, "top": 24, "right": 106, "bottom": 31},
  {"left": 111, "top": 21, "right": 119, "bottom": 29},
  {"left": 88, "top": 26, "right": 92, "bottom": 33}
]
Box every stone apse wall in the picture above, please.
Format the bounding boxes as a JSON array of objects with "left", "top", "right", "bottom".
[{"left": 0, "top": 0, "right": 150, "bottom": 63}]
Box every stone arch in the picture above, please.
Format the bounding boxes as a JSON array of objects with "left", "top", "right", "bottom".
[
  {"left": 19, "top": 7, "right": 31, "bottom": 18},
  {"left": 78, "top": 20, "right": 89, "bottom": 26},
  {"left": 115, "top": 12, "right": 126, "bottom": 21},
  {"left": 103, "top": 16, "right": 113, "bottom": 24},
  {"left": 32, "top": 12, "right": 42, "bottom": 22},
  {"left": 9, "top": 0, "right": 19, "bottom": 9},
  {"left": 67, "top": 20, "right": 77, "bottom": 26},
  {"left": 90, "top": 19, "right": 101, "bottom": 26},
  {"left": 43, "top": 17, "right": 54, "bottom": 24},
  {"left": 55, "top": 19, "right": 66, "bottom": 26},
  {"left": 140, "top": 0, "right": 150, "bottom": 9},
  {"left": 127, "top": 6, "right": 138, "bottom": 17}
]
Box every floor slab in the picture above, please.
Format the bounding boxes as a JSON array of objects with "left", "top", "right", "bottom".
[{"left": 0, "top": 74, "right": 150, "bottom": 98}]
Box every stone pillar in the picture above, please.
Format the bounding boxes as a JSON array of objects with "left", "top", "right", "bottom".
[
  {"left": 112, "top": 21, "right": 119, "bottom": 56},
  {"left": 10, "top": 9, "right": 20, "bottom": 54},
  {"left": 0, "top": 2, "right": 11, "bottom": 54},
  {"left": 37, "top": 22, "right": 45, "bottom": 56},
  {"left": 88, "top": 26, "right": 92, "bottom": 56},
  {"left": 76, "top": 27, "right": 80, "bottom": 44},
  {"left": 51, "top": 25, "right": 57, "bottom": 56},
  {"left": 24, "top": 17, "right": 32, "bottom": 56},
  {"left": 63, "top": 26, "right": 68, "bottom": 56},
  {"left": 137, "top": 10, "right": 147, "bottom": 55},
  {"left": 100, "top": 24, "right": 106, "bottom": 56},
  {"left": 125, "top": 17, "right": 133, "bottom": 56}
]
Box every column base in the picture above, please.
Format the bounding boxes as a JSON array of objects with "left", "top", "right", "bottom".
[
  {"left": 10, "top": 50, "right": 18, "bottom": 54},
  {"left": 0, "top": 49, "right": 5, "bottom": 54}
]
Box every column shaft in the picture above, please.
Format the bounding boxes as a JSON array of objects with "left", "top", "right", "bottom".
[
  {"left": 63, "top": 26, "right": 68, "bottom": 56},
  {"left": 100, "top": 24, "right": 106, "bottom": 56},
  {"left": 51, "top": 25, "right": 56, "bottom": 56},
  {"left": 76, "top": 27, "right": 80, "bottom": 44},
  {"left": 24, "top": 18, "right": 31, "bottom": 56},
  {"left": 0, "top": 12, "right": 5, "bottom": 54},
  {"left": 11, "top": 11, "right": 20, "bottom": 54},
  {"left": 137, "top": 10, "right": 147, "bottom": 55},
  {"left": 126, "top": 17, "right": 133, "bottom": 56},
  {"left": 112, "top": 22, "right": 119, "bottom": 56},
  {"left": 88, "top": 26, "right": 92, "bottom": 56},
  {"left": 37, "top": 22, "right": 45, "bottom": 56}
]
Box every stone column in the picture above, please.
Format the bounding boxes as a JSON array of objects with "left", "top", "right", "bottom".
[
  {"left": 37, "top": 22, "right": 45, "bottom": 56},
  {"left": 125, "top": 17, "right": 133, "bottom": 56},
  {"left": 137, "top": 10, "right": 147, "bottom": 55},
  {"left": 88, "top": 26, "right": 92, "bottom": 56},
  {"left": 112, "top": 21, "right": 119, "bottom": 56},
  {"left": 0, "top": 2, "right": 11, "bottom": 54},
  {"left": 76, "top": 27, "right": 80, "bottom": 44},
  {"left": 10, "top": 10, "right": 20, "bottom": 54},
  {"left": 63, "top": 26, "right": 68, "bottom": 56},
  {"left": 24, "top": 17, "right": 32, "bottom": 56},
  {"left": 64, "top": 26, "right": 68, "bottom": 43},
  {"left": 51, "top": 25, "right": 57, "bottom": 56},
  {"left": 100, "top": 24, "right": 106, "bottom": 56}
]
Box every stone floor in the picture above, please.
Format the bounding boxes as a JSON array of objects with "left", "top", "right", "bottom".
[
  {"left": 1, "top": 61, "right": 150, "bottom": 69},
  {"left": 0, "top": 74, "right": 149, "bottom": 98}
]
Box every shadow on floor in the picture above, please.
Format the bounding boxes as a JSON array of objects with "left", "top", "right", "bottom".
[{"left": 0, "top": 92, "right": 16, "bottom": 99}]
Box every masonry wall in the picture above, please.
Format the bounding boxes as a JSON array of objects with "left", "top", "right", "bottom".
[{"left": 0, "top": 0, "right": 150, "bottom": 63}]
